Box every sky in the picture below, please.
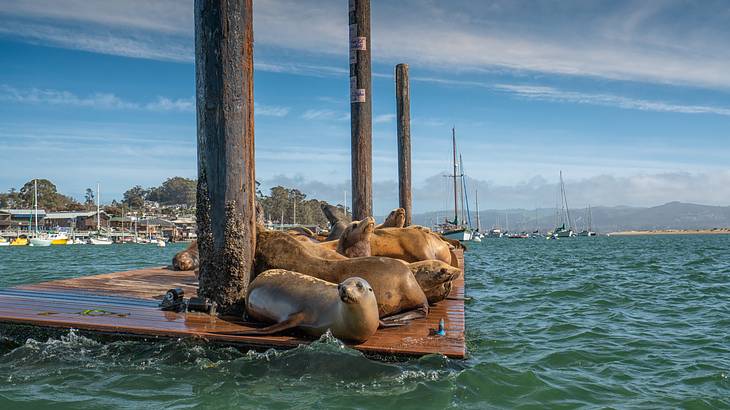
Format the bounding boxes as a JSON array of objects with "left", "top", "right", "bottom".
[{"left": 0, "top": 0, "right": 729, "bottom": 214}]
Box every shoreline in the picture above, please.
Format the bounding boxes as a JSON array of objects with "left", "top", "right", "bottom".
[{"left": 608, "top": 229, "right": 730, "bottom": 236}]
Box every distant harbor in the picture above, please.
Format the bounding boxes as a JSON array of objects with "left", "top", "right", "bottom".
[{"left": 608, "top": 228, "right": 730, "bottom": 236}]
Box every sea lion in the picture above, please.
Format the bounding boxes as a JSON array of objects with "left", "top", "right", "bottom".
[
  {"left": 172, "top": 240, "right": 198, "bottom": 271},
  {"left": 255, "top": 229, "right": 429, "bottom": 321},
  {"left": 376, "top": 208, "right": 406, "bottom": 228},
  {"left": 214, "top": 269, "right": 379, "bottom": 343},
  {"left": 320, "top": 226, "right": 454, "bottom": 266},
  {"left": 287, "top": 226, "right": 316, "bottom": 238},
  {"left": 322, "top": 204, "right": 350, "bottom": 240},
  {"left": 337, "top": 217, "right": 374, "bottom": 257},
  {"left": 408, "top": 260, "right": 462, "bottom": 304}
]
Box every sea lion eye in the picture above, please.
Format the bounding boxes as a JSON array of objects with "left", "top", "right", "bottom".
[
  {"left": 368, "top": 287, "right": 372, "bottom": 292},
  {"left": 357, "top": 282, "right": 363, "bottom": 289}
]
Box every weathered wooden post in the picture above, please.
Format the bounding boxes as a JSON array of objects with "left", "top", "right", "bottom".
[
  {"left": 194, "top": 0, "right": 256, "bottom": 315},
  {"left": 349, "top": 0, "right": 372, "bottom": 220},
  {"left": 395, "top": 63, "right": 412, "bottom": 226}
]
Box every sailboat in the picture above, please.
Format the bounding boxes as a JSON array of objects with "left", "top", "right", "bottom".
[
  {"left": 577, "top": 205, "right": 597, "bottom": 236},
  {"left": 441, "top": 128, "right": 472, "bottom": 242},
  {"left": 471, "top": 189, "right": 482, "bottom": 242},
  {"left": 551, "top": 171, "right": 575, "bottom": 239},
  {"left": 29, "top": 179, "right": 52, "bottom": 247},
  {"left": 89, "top": 183, "right": 113, "bottom": 245}
]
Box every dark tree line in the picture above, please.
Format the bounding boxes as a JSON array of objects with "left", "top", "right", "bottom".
[
  {"left": 258, "top": 185, "right": 350, "bottom": 228},
  {"left": 2, "top": 178, "right": 349, "bottom": 227},
  {"left": 0, "top": 179, "right": 84, "bottom": 211}
]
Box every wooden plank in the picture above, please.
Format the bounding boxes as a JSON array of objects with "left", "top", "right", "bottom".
[{"left": 2, "top": 249, "right": 466, "bottom": 358}]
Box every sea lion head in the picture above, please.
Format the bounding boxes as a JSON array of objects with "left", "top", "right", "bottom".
[
  {"left": 337, "top": 277, "right": 374, "bottom": 305},
  {"left": 383, "top": 208, "right": 406, "bottom": 228},
  {"left": 337, "top": 217, "right": 375, "bottom": 257},
  {"left": 172, "top": 250, "right": 197, "bottom": 271}
]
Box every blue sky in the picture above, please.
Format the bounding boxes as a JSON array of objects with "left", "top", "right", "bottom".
[{"left": 1, "top": 0, "right": 729, "bottom": 214}]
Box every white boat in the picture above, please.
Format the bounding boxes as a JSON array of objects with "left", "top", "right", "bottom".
[
  {"left": 577, "top": 205, "right": 597, "bottom": 236},
  {"left": 30, "top": 237, "right": 52, "bottom": 247},
  {"left": 157, "top": 239, "right": 166, "bottom": 247},
  {"left": 550, "top": 171, "right": 576, "bottom": 239},
  {"left": 440, "top": 128, "right": 473, "bottom": 242},
  {"left": 89, "top": 236, "right": 113, "bottom": 245},
  {"left": 0, "top": 238, "right": 10, "bottom": 247},
  {"left": 443, "top": 228, "right": 472, "bottom": 241}
]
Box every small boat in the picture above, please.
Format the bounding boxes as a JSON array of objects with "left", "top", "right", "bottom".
[
  {"left": 89, "top": 236, "right": 113, "bottom": 245},
  {"left": 442, "top": 228, "right": 472, "bottom": 242},
  {"left": 0, "top": 238, "right": 9, "bottom": 247},
  {"left": 49, "top": 232, "right": 69, "bottom": 245},
  {"left": 577, "top": 205, "right": 597, "bottom": 236},
  {"left": 507, "top": 232, "right": 530, "bottom": 239},
  {"left": 10, "top": 235, "right": 29, "bottom": 246},
  {"left": 157, "top": 239, "right": 166, "bottom": 248},
  {"left": 30, "top": 236, "right": 52, "bottom": 247}
]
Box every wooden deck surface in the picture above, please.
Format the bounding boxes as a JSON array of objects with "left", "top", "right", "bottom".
[{"left": 0, "top": 251, "right": 466, "bottom": 358}]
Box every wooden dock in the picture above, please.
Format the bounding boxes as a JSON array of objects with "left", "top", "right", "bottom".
[{"left": 0, "top": 252, "right": 466, "bottom": 359}]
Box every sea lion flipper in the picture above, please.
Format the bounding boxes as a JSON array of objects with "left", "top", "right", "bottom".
[
  {"left": 378, "top": 320, "right": 407, "bottom": 328},
  {"left": 380, "top": 306, "right": 428, "bottom": 324},
  {"left": 212, "top": 312, "right": 306, "bottom": 336}
]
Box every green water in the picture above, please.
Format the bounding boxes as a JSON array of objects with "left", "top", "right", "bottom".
[{"left": 0, "top": 237, "right": 728, "bottom": 408}]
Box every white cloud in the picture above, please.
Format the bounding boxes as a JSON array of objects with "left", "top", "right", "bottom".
[
  {"left": 495, "top": 84, "right": 730, "bottom": 117},
  {"left": 374, "top": 114, "right": 396, "bottom": 124},
  {"left": 255, "top": 103, "right": 289, "bottom": 117},
  {"left": 301, "top": 109, "right": 349, "bottom": 121},
  {"left": 2, "top": 0, "right": 730, "bottom": 89},
  {"left": 145, "top": 96, "right": 194, "bottom": 112},
  {"left": 0, "top": 85, "right": 139, "bottom": 109},
  {"left": 0, "top": 85, "right": 291, "bottom": 116}
]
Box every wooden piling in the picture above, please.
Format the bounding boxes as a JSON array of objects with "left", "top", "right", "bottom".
[
  {"left": 349, "top": 0, "right": 373, "bottom": 220},
  {"left": 395, "top": 63, "right": 412, "bottom": 226},
  {"left": 194, "top": 0, "right": 256, "bottom": 315}
]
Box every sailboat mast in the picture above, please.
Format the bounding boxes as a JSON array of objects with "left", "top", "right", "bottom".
[
  {"left": 560, "top": 171, "right": 573, "bottom": 229},
  {"left": 96, "top": 182, "right": 100, "bottom": 231},
  {"left": 34, "top": 179, "right": 38, "bottom": 234},
  {"left": 452, "top": 127, "right": 459, "bottom": 225},
  {"left": 475, "top": 189, "right": 481, "bottom": 232}
]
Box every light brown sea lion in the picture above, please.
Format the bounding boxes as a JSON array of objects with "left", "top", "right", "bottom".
[
  {"left": 172, "top": 240, "right": 198, "bottom": 271},
  {"left": 322, "top": 204, "right": 350, "bottom": 241},
  {"left": 255, "top": 229, "right": 428, "bottom": 321},
  {"left": 213, "top": 269, "right": 379, "bottom": 343},
  {"left": 376, "top": 208, "right": 406, "bottom": 229},
  {"left": 408, "top": 260, "right": 461, "bottom": 304},
  {"left": 337, "top": 217, "right": 374, "bottom": 257},
  {"left": 320, "top": 226, "right": 454, "bottom": 266}
]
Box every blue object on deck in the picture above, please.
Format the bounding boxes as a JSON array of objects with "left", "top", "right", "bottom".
[{"left": 436, "top": 318, "right": 446, "bottom": 336}]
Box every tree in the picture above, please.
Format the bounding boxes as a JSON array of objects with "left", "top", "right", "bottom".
[
  {"left": 84, "top": 188, "right": 95, "bottom": 209},
  {"left": 18, "top": 179, "right": 80, "bottom": 211},
  {"left": 148, "top": 177, "right": 196, "bottom": 206},
  {"left": 122, "top": 185, "right": 148, "bottom": 209}
]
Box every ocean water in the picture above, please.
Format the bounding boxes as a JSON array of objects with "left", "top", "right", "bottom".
[{"left": 0, "top": 236, "right": 728, "bottom": 409}]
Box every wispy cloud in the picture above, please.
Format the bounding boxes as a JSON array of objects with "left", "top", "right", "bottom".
[
  {"left": 0, "top": 85, "right": 139, "bottom": 109},
  {"left": 495, "top": 84, "right": 730, "bottom": 117},
  {"left": 0, "top": 85, "right": 291, "bottom": 116},
  {"left": 3, "top": 0, "right": 730, "bottom": 89},
  {"left": 301, "top": 109, "right": 349, "bottom": 121},
  {"left": 374, "top": 114, "right": 396, "bottom": 124},
  {"left": 255, "top": 103, "right": 290, "bottom": 117}
]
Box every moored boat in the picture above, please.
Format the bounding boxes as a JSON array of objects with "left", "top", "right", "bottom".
[
  {"left": 10, "top": 235, "right": 29, "bottom": 246},
  {"left": 30, "top": 236, "right": 52, "bottom": 247}
]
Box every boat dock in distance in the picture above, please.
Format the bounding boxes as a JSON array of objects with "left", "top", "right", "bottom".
[{"left": 0, "top": 251, "right": 466, "bottom": 359}]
